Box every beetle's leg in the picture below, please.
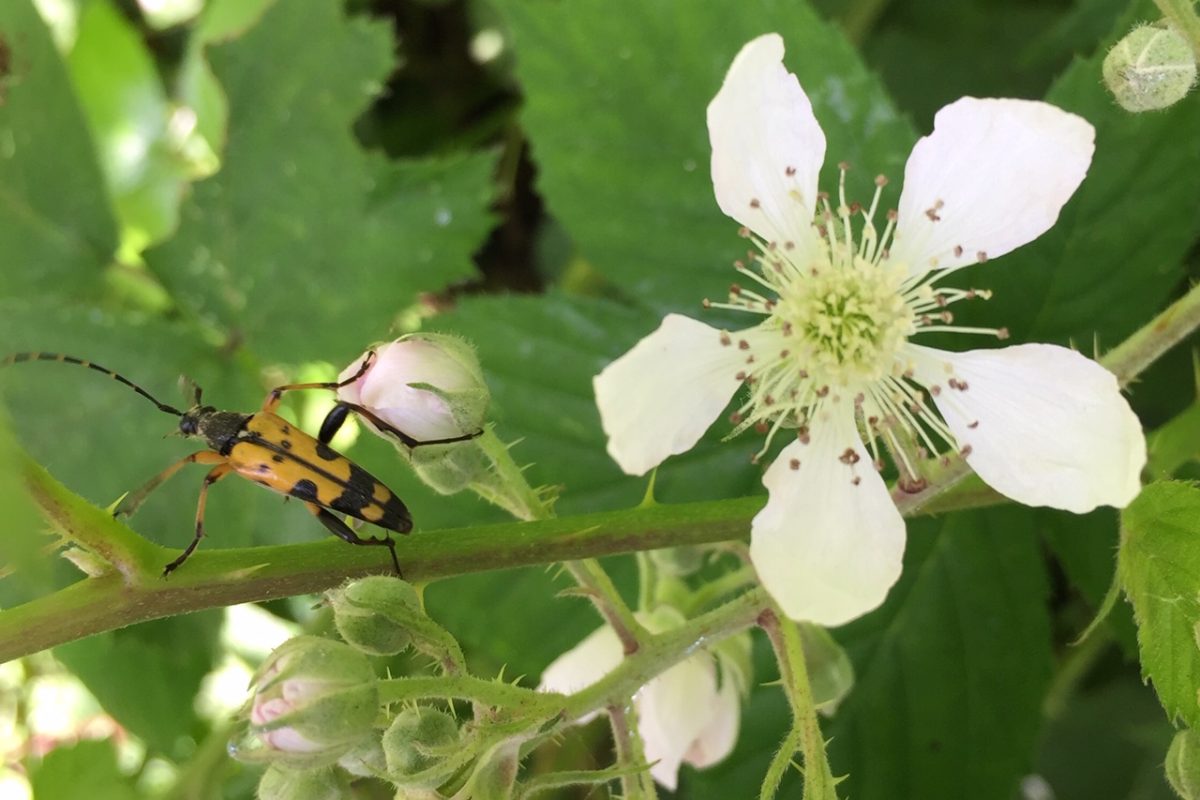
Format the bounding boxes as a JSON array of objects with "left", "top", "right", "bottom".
[
  {"left": 162, "top": 463, "right": 233, "bottom": 576},
  {"left": 115, "top": 450, "right": 224, "bottom": 518},
  {"left": 333, "top": 401, "right": 484, "bottom": 450},
  {"left": 261, "top": 350, "right": 376, "bottom": 413},
  {"left": 318, "top": 402, "right": 352, "bottom": 444},
  {"left": 304, "top": 502, "right": 401, "bottom": 575}
]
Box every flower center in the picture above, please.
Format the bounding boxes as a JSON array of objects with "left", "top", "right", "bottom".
[
  {"left": 777, "top": 253, "right": 913, "bottom": 389},
  {"left": 706, "top": 164, "right": 1009, "bottom": 473}
]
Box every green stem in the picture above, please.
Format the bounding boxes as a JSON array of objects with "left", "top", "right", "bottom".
[
  {"left": 759, "top": 609, "right": 839, "bottom": 800},
  {"left": 564, "top": 559, "right": 648, "bottom": 653},
  {"left": 378, "top": 675, "right": 555, "bottom": 711},
  {"left": 608, "top": 703, "right": 658, "bottom": 800},
  {"left": 1102, "top": 279, "right": 1200, "bottom": 387},
  {"left": 564, "top": 589, "right": 769, "bottom": 720},
  {"left": 1155, "top": 0, "right": 1200, "bottom": 58}
]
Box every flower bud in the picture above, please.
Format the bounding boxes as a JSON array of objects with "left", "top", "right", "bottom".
[
  {"left": 382, "top": 707, "right": 460, "bottom": 788},
  {"left": 328, "top": 576, "right": 423, "bottom": 656},
  {"left": 1103, "top": 24, "right": 1197, "bottom": 112},
  {"left": 239, "top": 636, "right": 379, "bottom": 768},
  {"left": 257, "top": 766, "right": 349, "bottom": 800},
  {"left": 1167, "top": 729, "right": 1200, "bottom": 799},
  {"left": 337, "top": 734, "right": 388, "bottom": 778},
  {"left": 338, "top": 334, "right": 489, "bottom": 444}
]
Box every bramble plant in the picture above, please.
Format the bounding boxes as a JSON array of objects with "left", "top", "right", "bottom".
[{"left": 3, "top": 1, "right": 1200, "bottom": 799}]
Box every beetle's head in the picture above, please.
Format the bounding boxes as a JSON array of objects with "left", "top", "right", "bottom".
[{"left": 178, "top": 406, "right": 216, "bottom": 438}]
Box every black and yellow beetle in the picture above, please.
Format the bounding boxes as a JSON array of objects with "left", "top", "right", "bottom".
[{"left": 1, "top": 352, "right": 479, "bottom": 574}]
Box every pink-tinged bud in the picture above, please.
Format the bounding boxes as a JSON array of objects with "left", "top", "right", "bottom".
[
  {"left": 338, "top": 334, "right": 488, "bottom": 443},
  {"left": 236, "top": 636, "right": 379, "bottom": 769}
]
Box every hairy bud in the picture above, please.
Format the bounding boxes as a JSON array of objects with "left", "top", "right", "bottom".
[{"left": 1104, "top": 24, "right": 1197, "bottom": 112}]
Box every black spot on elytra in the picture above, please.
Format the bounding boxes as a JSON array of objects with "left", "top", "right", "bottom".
[
  {"left": 272, "top": 454, "right": 285, "bottom": 463},
  {"left": 315, "top": 441, "right": 340, "bottom": 461},
  {"left": 281, "top": 439, "right": 292, "bottom": 449},
  {"left": 330, "top": 463, "right": 378, "bottom": 517},
  {"left": 290, "top": 479, "right": 319, "bottom": 502},
  {"left": 379, "top": 493, "right": 413, "bottom": 533},
  {"left": 281, "top": 424, "right": 291, "bottom": 434}
]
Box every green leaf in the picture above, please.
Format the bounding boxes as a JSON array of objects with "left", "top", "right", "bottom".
[
  {"left": 147, "top": 1, "right": 497, "bottom": 362},
  {"left": 54, "top": 612, "right": 222, "bottom": 756},
  {"left": 686, "top": 509, "right": 1053, "bottom": 798},
  {"left": 29, "top": 739, "right": 139, "bottom": 800},
  {"left": 1119, "top": 481, "right": 1200, "bottom": 730},
  {"left": 0, "top": 0, "right": 117, "bottom": 300},
  {"left": 66, "top": 0, "right": 198, "bottom": 253},
  {"left": 493, "top": 0, "right": 915, "bottom": 312},
  {"left": 964, "top": 2, "right": 1200, "bottom": 349}
]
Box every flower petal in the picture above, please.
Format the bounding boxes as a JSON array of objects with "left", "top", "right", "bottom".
[
  {"left": 639, "top": 655, "right": 719, "bottom": 790},
  {"left": 538, "top": 625, "right": 624, "bottom": 696},
  {"left": 594, "top": 314, "right": 746, "bottom": 476},
  {"left": 750, "top": 408, "right": 906, "bottom": 626},
  {"left": 683, "top": 678, "right": 740, "bottom": 770},
  {"left": 907, "top": 343, "right": 1145, "bottom": 512},
  {"left": 708, "top": 33, "right": 825, "bottom": 256},
  {"left": 892, "top": 98, "right": 1094, "bottom": 277}
]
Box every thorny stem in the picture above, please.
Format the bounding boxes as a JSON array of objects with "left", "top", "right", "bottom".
[
  {"left": 1155, "top": 0, "right": 1200, "bottom": 59},
  {"left": 1, "top": 279, "right": 1199, "bottom": 662},
  {"left": 759, "top": 609, "right": 839, "bottom": 800},
  {"left": 608, "top": 704, "right": 658, "bottom": 800}
]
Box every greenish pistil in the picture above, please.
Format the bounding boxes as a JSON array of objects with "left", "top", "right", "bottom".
[{"left": 703, "top": 165, "right": 1004, "bottom": 467}]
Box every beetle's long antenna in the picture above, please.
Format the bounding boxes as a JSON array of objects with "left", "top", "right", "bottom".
[{"left": 2, "top": 353, "right": 184, "bottom": 417}]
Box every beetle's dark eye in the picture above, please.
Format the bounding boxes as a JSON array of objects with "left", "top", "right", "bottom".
[{"left": 179, "top": 418, "right": 197, "bottom": 436}]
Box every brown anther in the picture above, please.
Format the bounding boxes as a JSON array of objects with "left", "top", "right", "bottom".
[
  {"left": 730, "top": 283, "right": 742, "bottom": 295},
  {"left": 867, "top": 415, "right": 879, "bottom": 426},
  {"left": 733, "top": 260, "right": 745, "bottom": 270},
  {"left": 854, "top": 392, "right": 865, "bottom": 406},
  {"left": 785, "top": 165, "right": 797, "bottom": 176},
  {"left": 734, "top": 371, "right": 746, "bottom": 381},
  {"left": 873, "top": 459, "right": 885, "bottom": 471},
  {"left": 763, "top": 395, "right": 775, "bottom": 406},
  {"left": 848, "top": 202, "right": 862, "bottom": 215},
  {"left": 789, "top": 458, "right": 801, "bottom": 470},
  {"left": 930, "top": 385, "right": 942, "bottom": 396},
  {"left": 997, "top": 327, "right": 1010, "bottom": 340},
  {"left": 960, "top": 445, "right": 973, "bottom": 458},
  {"left": 925, "top": 208, "right": 941, "bottom": 222},
  {"left": 719, "top": 332, "right": 732, "bottom": 346},
  {"left": 953, "top": 245, "right": 964, "bottom": 258},
  {"left": 745, "top": 355, "right": 755, "bottom": 364},
  {"left": 940, "top": 311, "right": 953, "bottom": 323},
  {"left": 784, "top": 241, "right": 795, "bottom": 250},
  {"left": 749, "top": 198, "right": 761, "bottom": 209},
  {"left": 782, "top": 322, "right": 794, "bottom": 335},
  {"left": 729, "top": 412, "right": 743, "bottom": 424},
  {"left": 875, "top": 174, "right": 889, "bottom": 187},
  {"left": 966, "top": 289, "right": 977, "bottom": 299},
  {"left": 738, "top": 226, "right": 751, "bottom": 238},
  {"left": 816, "top": 191, "right": 830, "bottom": 202},
  {"left": 702, "top": 298, "right": 712, "bottom": 308},
  {"left": 738, "top": 339, "right": 749, "bottom": 350},
  {"left": 935, "top": 295, "right": 948, "bottom": 307},
  {"left": 755, "top": 421, "right": 770, "bottom": 434},
  {"left": 816, "top": 386, "right": 830, "bottom": 398},
  {"left": 779, "top": 349, "right": 790, "bottom": 358},
  {"left": 887, "top": 209, "right": 898, "bottom": 221},
  {"left": 851, "top": 476, "right": 862, "bottom": 486},
  {"left": 838, "top": 161, "right": 851, "bottom": 171},
  {"left": 967, "top": 420, "right": 979, "bottom": 429},
  {"left": 796, "top": 369, "right": 807, "bottom": 378},
  {"left": 897, "top": 476, "right": 928, "bottom": 494},
  {"left": 839, "top": 448, "right": 860, "bottom": 465},
  {"left": 976, "top": 251, "right": 988, "bottom": 263}
]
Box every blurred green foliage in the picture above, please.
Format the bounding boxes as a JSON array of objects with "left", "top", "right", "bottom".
[{"left": 0, "top": 0, "right": 1196, "bottom": 798}]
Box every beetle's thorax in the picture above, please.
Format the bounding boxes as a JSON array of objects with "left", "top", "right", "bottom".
[{"left": 180, "top": 406, "right": 250, "bottom": 454}]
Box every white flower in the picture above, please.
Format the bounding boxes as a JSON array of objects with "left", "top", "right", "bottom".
[
  {"left": 593, "top": 34, "right": 1146, "bottom": 626},
  {"left": 539, "top": 622, "right": 741, "bottom": 790},
  {"left": 338, "top": 334, "right": 488, "bottom": 443}
]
